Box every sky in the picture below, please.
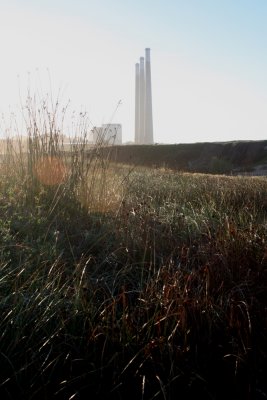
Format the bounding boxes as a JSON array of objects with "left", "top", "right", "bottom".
[{"left": 0, "top": 0, "right": 267, "bottom": 144}]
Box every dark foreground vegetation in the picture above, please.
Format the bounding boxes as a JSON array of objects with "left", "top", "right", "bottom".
[{"left": 0, "top": 97, "right": 266, "bottom": 399}]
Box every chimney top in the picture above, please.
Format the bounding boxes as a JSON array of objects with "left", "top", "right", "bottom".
[{"left": 145, "top": 48, "right": 151, "bottom": 61}]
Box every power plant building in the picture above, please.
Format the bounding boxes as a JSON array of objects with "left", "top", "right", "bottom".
[
  {"left": 91, "top": 124, "right": 122, "bottom": 145},
  {"left": 135, "top": 48, "right": 154, "bottom": 144}
]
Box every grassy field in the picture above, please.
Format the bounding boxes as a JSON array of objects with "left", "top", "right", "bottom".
[{"left": 0, "top": 99, "right": 266, "bottom": 399}]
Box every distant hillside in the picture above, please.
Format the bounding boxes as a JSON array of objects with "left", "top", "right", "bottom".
[{"left": 106, "top": 141, "right": 267, "bottom": 175}]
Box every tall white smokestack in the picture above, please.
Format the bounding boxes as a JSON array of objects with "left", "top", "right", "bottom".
[
  {"left": 139, "top": 56, "right": 145, "bottom": 144},
  {"left": 145, "top": 48, "right": 153, "bottom": 144},
  {"left": 135, "top": 63, "right": 140, "bottom": 144}
]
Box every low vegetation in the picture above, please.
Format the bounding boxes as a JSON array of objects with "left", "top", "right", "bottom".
[
  {"left": 105, "top": 140, "right": 267, "bottom": 175},
  {"left": 0, "top": 96, "right": 266, "bottom": 399}
]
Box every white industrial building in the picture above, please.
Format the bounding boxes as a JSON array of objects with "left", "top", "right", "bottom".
[{"left": 91, "top": 124, "right": 122, "bottom": 145}]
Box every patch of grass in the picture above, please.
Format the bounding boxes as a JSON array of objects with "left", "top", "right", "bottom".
[{"left": 0, "top": 95, "right": 266, "bottom": 399}]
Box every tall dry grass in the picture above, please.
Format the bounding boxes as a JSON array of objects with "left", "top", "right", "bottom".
[{"left": 0, "top": 94, "right": 266, "bottom": 399}]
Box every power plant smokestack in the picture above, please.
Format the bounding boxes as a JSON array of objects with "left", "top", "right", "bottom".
[
  {"left": 139, "top": 56, "right": 145, "bottom": 144},
  {"left": 144, "top": 48, "right": 153, "bottom": 144},
  {"left": 135, "top": 63, "right": 140, "bottom": 144},
  {"left": 134, "top": 48, "right": 154, "bottom": 144}
]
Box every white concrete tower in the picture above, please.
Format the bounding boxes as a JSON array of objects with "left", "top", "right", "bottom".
[
  {"left": 144, "top": 48, "right": 153, "bottom": 144},
  {"left": 139, "top": 56, "right": 145, "bottom": 144},
  {"left": 135, "top": 62, "right": 140, "bottom": 144}
]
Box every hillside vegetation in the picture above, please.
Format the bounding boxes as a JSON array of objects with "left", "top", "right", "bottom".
[
  {"left": 106, "top": 141, "right": 267, "bottom": 175},
  {"left": 0, "top": 97, "right": 266, "bottom": 399}
]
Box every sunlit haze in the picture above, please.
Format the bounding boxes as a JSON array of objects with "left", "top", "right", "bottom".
[{"left": 0, "top": 0, "right": 267, "bottom": 143}]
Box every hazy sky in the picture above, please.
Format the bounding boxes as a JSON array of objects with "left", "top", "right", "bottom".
[{"left": 0, "top": 0, "right": 267, "bottom": 143}]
